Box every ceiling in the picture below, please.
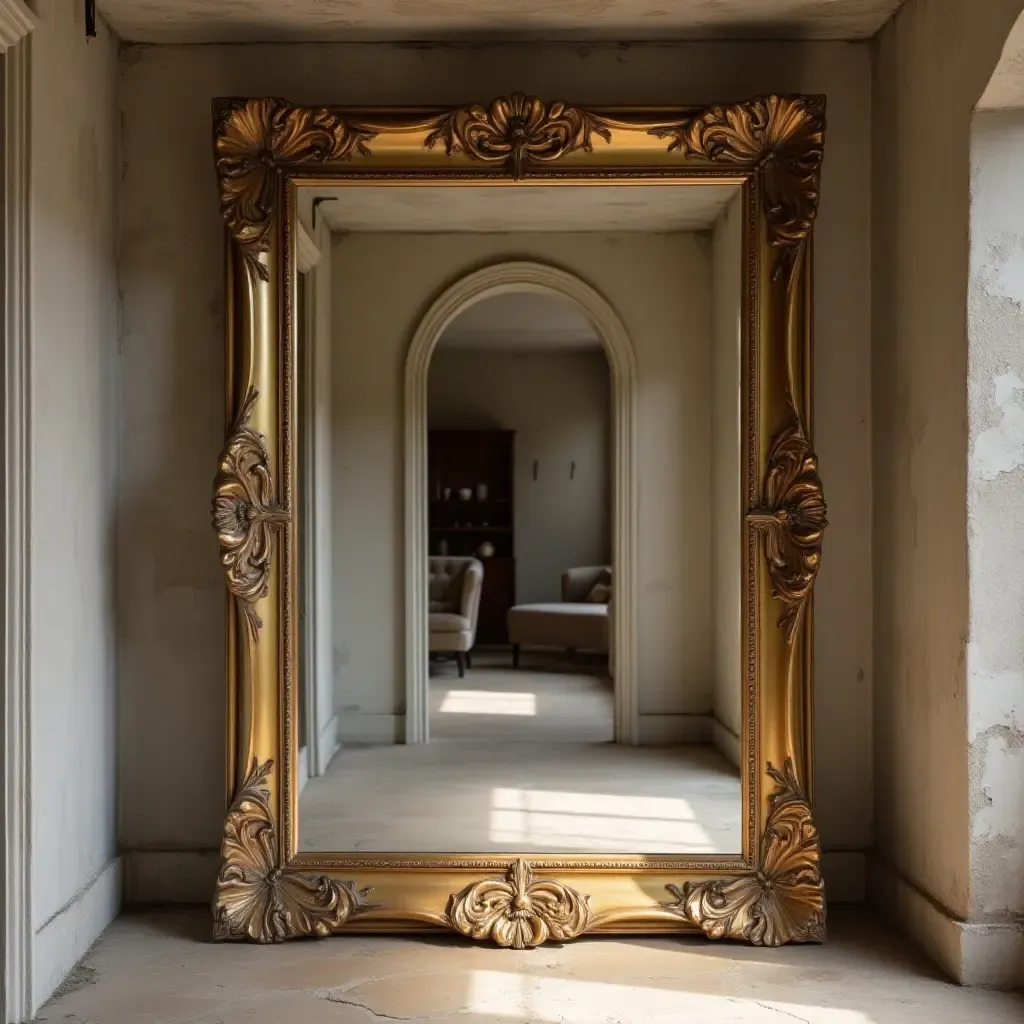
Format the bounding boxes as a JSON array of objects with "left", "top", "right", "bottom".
[
  {"left": 308, "top": 184, "right": 740, "bottom": 234},
  {"left": 438, "top": 292, "right": 602, "bottom": 353},
  {"left": 100, "top": 0, "right": 906, "bottom": 44},
  {"left": 979, "top": 15, "right": 1024, "bottom": 110}
]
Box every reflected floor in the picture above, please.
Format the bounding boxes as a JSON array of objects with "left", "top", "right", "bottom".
[{"left": 299, "top": 651, "right": 742, "bottom": 854}]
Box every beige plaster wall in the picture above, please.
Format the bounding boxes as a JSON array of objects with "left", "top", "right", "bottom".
[
  {"left": 428, "top": 347, "right": 612, "bottom": 606},
  {"left": 29, "top": 0, "right": 121, "bottom": 1007},
  {"left": 330, "top": 231, "right": 711, "bottom": 730},
  {"left": 871, "top": 0, "right": 1024, "bottom": 982},
  {"left": 711, "top": 195, "right": 744, "bottom": 762},
  {"left": 117, "top": 40, "right": 872, "bottom": 882}
]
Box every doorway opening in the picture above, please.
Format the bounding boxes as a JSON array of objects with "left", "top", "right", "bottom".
[
  {"left": 403, "top": 263, "right": 639, "bottom": 747},
  {"left": 426, "top": 289, "right": 614, "bottom": 760}
]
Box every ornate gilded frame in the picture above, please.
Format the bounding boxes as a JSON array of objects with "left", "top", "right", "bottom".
[{"left": 211, "top": 94, "right": 828, "bottom": 947}]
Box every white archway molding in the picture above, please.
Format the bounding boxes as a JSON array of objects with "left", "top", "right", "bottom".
[{"left": 404, "top": 260, "right": 639, "bottom": 746}]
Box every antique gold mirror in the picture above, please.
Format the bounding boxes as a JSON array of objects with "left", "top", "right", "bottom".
[{"left": 211, "top": 94, "right": 827, "bottom": 947}]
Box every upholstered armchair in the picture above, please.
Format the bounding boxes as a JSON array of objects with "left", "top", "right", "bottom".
[{"left": 428, "top": 557, "right": 484, "bottom": 678}]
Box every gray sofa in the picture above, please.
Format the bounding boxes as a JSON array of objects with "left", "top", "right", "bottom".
[{"left": 507, "top": 565, "right": 612, "bottom": 669}]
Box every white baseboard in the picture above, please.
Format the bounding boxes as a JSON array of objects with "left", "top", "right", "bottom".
[
  {"left": 711, "top": 717, "right": 741, "bottom": 768},
  {"left": 123, "top": 849, "right": 220, "bottom": 905},
  {"left": 317, "top": 713, "right": 340, "bottom": 773},
  {"left": 869, "top": 854, "right": 1024, "bottom": 987},
  {"left": 338, "top": 712, "right": 404, "bottom": 744},
  {"left": 637, "top": 713, "right": 712, "bottom": 745},
  {"left": 33, "top": 856, "right": 121, "bottom": 1011},
  {"left": 821, "top": 850, "right": 865, "bottom": 903}
]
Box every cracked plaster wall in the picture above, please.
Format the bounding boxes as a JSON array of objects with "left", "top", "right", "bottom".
[
  {"left": 967, "top": 109, "right": 1024, "bottom": 924},
  {"left": 29, "top": 0, "right": 122, "bottom": 1010}
]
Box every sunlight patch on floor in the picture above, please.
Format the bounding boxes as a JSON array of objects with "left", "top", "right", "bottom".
[
  {"left": 489, "top": 787, "right": 719, "bottom": 852},
  {"left": 466, "top": 971, "right": 878, "bottom": 1023},
  {"left": 438, "top": 689, "right": 538, "bottom": 716}
]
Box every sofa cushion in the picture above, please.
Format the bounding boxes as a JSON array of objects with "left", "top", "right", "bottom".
[
  {"left": 429, "top": 612, "right": 472, "bottom": 633},
  {"left": 507, "top": 601, "right": 608, "bottom": 652}
]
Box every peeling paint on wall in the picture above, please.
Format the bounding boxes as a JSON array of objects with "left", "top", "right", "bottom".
[
  {"left": 970, "top": 372, "right": 1024, "bottom": 480},
  {"left": 966, "top": 108, "right": 1024, "bottom": 925}
]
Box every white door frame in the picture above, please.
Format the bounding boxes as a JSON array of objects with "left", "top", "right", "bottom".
[
  {"left": 296, "top": 221, "right": 326, "bottom": 780},
  {"left": 1, "top": 6, "right": 38, "bottom": 1022},
  {"left": 403, "top": 261, "right": 639, "bottom": 746}
]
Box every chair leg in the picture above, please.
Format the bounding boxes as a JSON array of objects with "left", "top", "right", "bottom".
[
  {"left": 512, "top": 644, "right": 521, "bottom": 669},
  {"left": 465, "top": 651, "right": 472, "bottom": 670},
  {"left": 456, "top": 651, "right": 466, "bottom": 678}
]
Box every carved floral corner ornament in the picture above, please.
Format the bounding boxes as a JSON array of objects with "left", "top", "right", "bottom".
[
  {"left": 748, "top": 424, "right": 828, "bottom": 643},
  {"left": 424, "top": 93, "right": 612, "bottom": 180},
  {"left": 664, "top": 760, "right": 825, "bottom": 946},
  {"left": 447, "top": 859, "right": 592, "bottom": 949},
  {"left": 213, "top": 758, "right": 375, "bottom": 942},
  {"left": 212, "top": 387, "right": 290, "bottom": 640},
  {"left": 651, "top": 94, "right": 825, "bottom": 277},
  {"left": 214, "top": 97, "right": 376, "bottom": 279}
]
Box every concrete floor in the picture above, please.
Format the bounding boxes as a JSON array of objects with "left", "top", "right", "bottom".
[
  {"left": 38, "top": 907, "right": 1024, "bottom": 1023},
  {"left": 300, "top": 654, "right": 742, "bottom": 853}
]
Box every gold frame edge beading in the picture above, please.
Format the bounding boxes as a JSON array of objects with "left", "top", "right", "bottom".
[{"left": 211, "top": 92, "right": 827, "bottom": 947}]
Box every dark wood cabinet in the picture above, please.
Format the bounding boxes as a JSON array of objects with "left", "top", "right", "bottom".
[{"left": 428, "top": 429, "right": 515, "bottom": 645}]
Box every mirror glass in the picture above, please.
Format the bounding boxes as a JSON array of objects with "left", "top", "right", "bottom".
[{"left": 295, "top": 183, "right": 744, "bottom": 855}]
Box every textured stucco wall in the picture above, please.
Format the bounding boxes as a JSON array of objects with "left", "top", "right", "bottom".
[
  {"left": 29, "top": 0, "right": 121, "bottom": 1008},
  {"left": 967, "top": 109, "right": 1024, "bottom": 924},
  {"left": 117, "top": 40, "right": 872, "bottom": 888},
  {"left": 871, "top": 0, "right": 1024, "bottom": 984}
]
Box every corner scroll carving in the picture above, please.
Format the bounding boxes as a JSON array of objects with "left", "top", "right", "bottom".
[
  {"left": 651, "top": 95, "right": 825, "bottom": 277},
  {"left": 214, "top": 98, "right": 376, "bottom": 279},
  {"left": 212, "top": 387, "right": 290, "bottom": 640},
  {"left": 447, "top": 859, "right": 592, "bottom": 948},
  {"left": 424, "top": 93, "right": 612, "bottom": 180},
  {"left": 748, "top": 424, "right": 827, "bottom": 643},
  {"left": 212, "top": 758, "right": 375, "bottom": 942},
  {"left": 663, "top": 760, "right": 824, "bottom": 946}
]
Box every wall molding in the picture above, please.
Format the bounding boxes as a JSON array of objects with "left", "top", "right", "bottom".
[
  {"left": 869, "top": 853, "right": 1024, "bottom": 988},
  {"left": 0, "top": 1, "right": 34, "bottom": 51},
  {"left": 637, "top": 713, "right": 712, "bottom": 745},
  {"left": 295, "top": 219, "right": 321, "bottom": 274},
  {"left": 317, "top": 713, "right": 340, "bottom": 775},
  {"left": 3, "top": 38, "right": 33, "bottom": 1024},
  {"left": 711, "top": 716, "right": 741, "bottom": 768},
  {"left": 33, "top": 858, "right": 120, "bottom": 1012},
  {"left": 404, "top": 261, "right": 639, "bottom": 745},
  {"left": 339, "top": 712, "right": 404, "bottom": 745}
]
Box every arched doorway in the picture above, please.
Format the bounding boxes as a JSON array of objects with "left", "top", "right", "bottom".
[{"left": 403, "top": 261, "right": 639, "bottom": 745}]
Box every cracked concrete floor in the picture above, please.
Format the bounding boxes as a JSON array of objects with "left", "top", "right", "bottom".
[{"left": 36, "top": 907, "right": 1022, "bottom": 1024}]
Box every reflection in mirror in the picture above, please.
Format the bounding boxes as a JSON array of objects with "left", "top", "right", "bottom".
[{"left": 295, "top": 184, "right": 744, "bottom": 855}]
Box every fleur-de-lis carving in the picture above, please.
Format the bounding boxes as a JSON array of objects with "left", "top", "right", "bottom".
[
  {"left": 447, "top": 859, "right": 591, "bottom": 948},
  {"left": 212, "top": 387, "right": 290, "bottom": 639},
  {"left": 212, "top": 758, "right": 375, "bottom": 942},
  {"left": 747, "top": 424, "right": 827, "bottom": 642},
  {"left": 424, "top": 93, "right": 611, "bottom": 180},
  {"left": 664, "top": 760, "right": 824, "bottom": 946}
]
